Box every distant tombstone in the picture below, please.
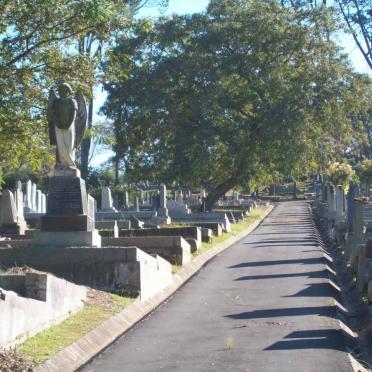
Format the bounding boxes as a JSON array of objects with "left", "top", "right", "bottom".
[
  {"left": 0, "top": 189, "right": 26, "bottom": 234},
  {"left": 160, "top": 184, "right": 167, "bottom": 209},
  {"left": 87, "top": 194, "right": 96, "bottom": 226},
  {"left": 327, "top": 184, "right": 336, "bottom": 223},
  {"left": 36, "top": 190, "right": 43, "bottom": 213},
  {"left": 15, "top": 180, "right": 22, "bottom": 191},
  {"left": 113, "top": 194, "right": 119, "bottom": 210},
  {"left": 179, "top": 190, "right": 183, "bottom": 203},
  {"left": 0, "top": 190, "right": 17, "bottom": 225},
  {"left": 151, "top": 184, "right": 171, "bottom": 224},
  {"left": 41, "top": 194, "right": 47, "bottom": 214},
  {"left": 200, "top": 188, "right": 206, "bottom": 199},
  {"left": 31, "top": 183, "right": 37, "bottom": 212},
  {"left": 347, "top": 183, "right": 356, "bottom": 233},
  {"left": 24, "top": 180, "right": 33, "bottom": 212},
  {"left": 14, "top": 186, "right": 24, "bottom": 220},
  {"left": 335, "top": 185, "right": 345, "bottom": 223},
  {"left": 135, "top": 197, "right": 140, "bottom": 212},
  {"left": 123, "top": 190, "right": 129, "bottom": 210},
  {"left": 101, "top": 186, "right": 116, "bottom": 211}
]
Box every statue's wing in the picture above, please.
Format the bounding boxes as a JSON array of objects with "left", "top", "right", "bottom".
[
  {"left": 74, "top": 90, "right": 88, "bottom": 149},
  {"left": 47, "top": 89, "right": 57, "bottom": 145}
]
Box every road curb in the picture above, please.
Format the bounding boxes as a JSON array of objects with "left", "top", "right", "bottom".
[{"left": 35, "top": 205, "right": 274, "bottom": 372}]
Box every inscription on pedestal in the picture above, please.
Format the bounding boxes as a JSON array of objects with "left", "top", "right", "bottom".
[{"left": 47, "top": 177, "right": 87, "bottom": 215}]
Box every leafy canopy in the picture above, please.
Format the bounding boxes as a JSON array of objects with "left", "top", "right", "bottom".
[{"left": 103, "top": 0, "right": 370, "bottom": 206}]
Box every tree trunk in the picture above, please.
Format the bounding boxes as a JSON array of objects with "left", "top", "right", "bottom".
[
  {"left": 201, "top": 177, "right": 237, "bottom": 212},
  {"left": 80, "top": 98, "right": 93, "bottom": 180}
]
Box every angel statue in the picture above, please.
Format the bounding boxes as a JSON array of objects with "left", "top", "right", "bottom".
[{"left": 47, "top": 83, "right": 87, "bottom": 174}]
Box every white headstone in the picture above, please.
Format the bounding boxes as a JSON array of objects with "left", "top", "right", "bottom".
[
  {"left": 101, "top": 186, "right": 117, "bottom": 211},
  {"left": 15, "top": 189, "right": 24, "bottom": 220},
  {"left": 200, "top": 188, "right": 206, "bottom": 198},
  {"left": 41, "top": 194, "right": 47, "bottom": 214},
  {"left": 0, "top": 190, "right": 17, "bottom": 225},
  {"left": 87, "top": 194, "right": 96, "bottom": 225},
  {"left": 15, "top": 180, "right": 22, "bottom": 191},
  {"left": 31, "top": 183, "right": 37, "bottom": 212},
  {"left": 123, "top": 191, "right": 129, "bottom": 209},
  {"left": 24, "top": 180, "right": 33, "bottom": 211},
  {"left": 101, "top": 186, "right": 113, "bottom": 210}
]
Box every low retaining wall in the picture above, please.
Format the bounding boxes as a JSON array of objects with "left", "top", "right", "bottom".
[
  {"left": 119, "top": 226, "right": 202, "bottom": 243},
  {"left": 0, "top": 247, "right": 172, "bottom": 299},
  {"left": 102, "top": 236, "right": 191, "bottom": 265},
  {"left": 0, "top": 272, "right": 86, "bottom": 347}
]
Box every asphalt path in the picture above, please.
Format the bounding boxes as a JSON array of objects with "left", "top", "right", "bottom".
[{"left": 83, "top": 201, "right": 353, "bottom": 372}]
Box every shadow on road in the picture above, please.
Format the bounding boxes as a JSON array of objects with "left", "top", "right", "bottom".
[
  {"left": 228, "top": 257, "right": 325, "bottom": 269},
  {"left": 224, "top": 305, "right": 336, "bottom": 320},
  {"left": 264, "top": 329, "right": 345, "bottom": 351},
  {"left": 234, "top": 270, "right": 328, "bottom": 281}
]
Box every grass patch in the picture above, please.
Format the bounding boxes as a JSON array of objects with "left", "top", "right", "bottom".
[
  {"left": 172, "top": 264, "right": 182, "bottom": 273},
  {"left": 17, "top": 290, "right": 134, "bottom": 364}
]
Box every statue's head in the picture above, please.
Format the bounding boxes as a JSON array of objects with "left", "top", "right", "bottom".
[{"left": 58, "top": 83, "right": 73, "bottom": 98}]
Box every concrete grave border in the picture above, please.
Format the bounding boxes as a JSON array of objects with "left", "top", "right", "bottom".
[{"left": 35, "top": 205, "right": 274, "bottom": 372}]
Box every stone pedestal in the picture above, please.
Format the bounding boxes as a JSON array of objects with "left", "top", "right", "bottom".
[
  {"left": 151, "top": 209, "right": 171, "bottom": 225},
  {"left": 34, "top": 176, "right": 101, "bottom": 247}
]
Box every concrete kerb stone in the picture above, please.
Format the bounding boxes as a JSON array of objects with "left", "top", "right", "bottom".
[{"left": 35, "top": 204, "right": 274, "bottom": 372}]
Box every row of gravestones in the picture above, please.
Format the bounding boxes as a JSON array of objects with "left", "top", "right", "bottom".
[
  {"left": 316, "top": 181, "right": 372, "bottom": 301},
  {"left": 0, "top": 180, "right": 48, "bottom": 236},
  {"left": 22, "top": 180, "right": 47, "bottom": 214},
  {"left": 100, "top": 185, "right": 208, "bottom": 212}
]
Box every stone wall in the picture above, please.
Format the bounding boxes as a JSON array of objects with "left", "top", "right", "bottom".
[{"left": 0, "top": 271, "right": 86, "bottom": 347}]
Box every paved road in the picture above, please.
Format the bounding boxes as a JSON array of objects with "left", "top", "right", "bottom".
[{"left": 83, "top": 201, "right": 352, "bottom": 372}]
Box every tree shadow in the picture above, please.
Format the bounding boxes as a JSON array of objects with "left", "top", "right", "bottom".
[
  {"left": 253, "top": 239, "right": 319, "bottom": 244},
  {"left": 250, "top": 231, "right": 315, "bottom": 236},
  {"left": 224, "top": 305, "right": 335, "bottom": 320},
  {"left": 284, "top": 282, "right": 338, "bottom": 298},
  {"left": 234, "top": 270, "right": 328, "bottom": 281},
  {"left": 228, "top": 257, "right": 325, "bottom": 269},
  {"left": 245, "top": 243, "right": 319, "bottom": 248},
  {"left": 264, "top": 329, "right": 345, "bottom": 351}
]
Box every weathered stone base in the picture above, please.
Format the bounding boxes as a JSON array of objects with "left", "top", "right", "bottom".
[
  {"left": 33, "top": 229, "right": 101, "bottom": 248},
  {"left": 151, "top": 215, "right": 172, "bottom": 225},
  {"left": 102, "top": 236, "right": 191, "bottom": 265},
  {"left": 0, "top": 220, "right": 27, "bottom": 235},
  {"left": 40, "top": 214, "right": 94, "bottom": 232},
  {"left": 0, "top": 246, "right": 172, "bottom": 300}
]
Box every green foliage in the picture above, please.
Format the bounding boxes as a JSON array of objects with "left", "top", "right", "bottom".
[
  {"left": 356, "top": 159, "right": 372, "bottom": 185},
  {"left": 0, "top": 0, "right": 167, "bottom": 186},
  {"left": 103, "top": 0, "right": 370, "bottom": 205},
  {"left": 325, "top": 161, "right": 355, "bottom": 188}
]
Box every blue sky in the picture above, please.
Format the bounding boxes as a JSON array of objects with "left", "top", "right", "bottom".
[{"left": 91, "top": 0, "right": 371, "bottom": 166}]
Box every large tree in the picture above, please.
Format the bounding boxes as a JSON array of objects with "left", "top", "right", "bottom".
[{"left": 103, "top": 0, "right": 371, "bottom": 209}]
